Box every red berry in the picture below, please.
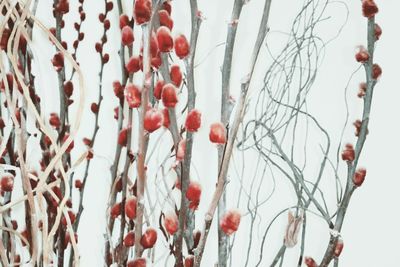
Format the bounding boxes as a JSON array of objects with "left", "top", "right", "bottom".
[
  {"left": 113, "top": 81, "right": 124, "bottom": 99},
  {"left": 372, "top": 63, "right": 382, "bottom": 79},
  {"left": 174, "top": 34, "right": 190, "bottom": 59},
  {"left": 140, "top": 227, "right": 157, "bottom": 249},
  {"left": 220, "top": 209, "right": 241, "bottom": 235},
  {"left": 162, "top": 108, "right": 170, "bottom": 128},
  {"left": 1, "top": 173, "right": 14, "bottom": 192},
  {"left": 154, "top": 80, "right": 165, "bottom": 100},
  {"left": 125, "top": 84, "right": 142, "bottom": 108},
  {"left": 357, "top": 82, "right": 367, "bottom": 98},
  {"left": 186, "top": 181, "right": 201, "bottom": 210},
  {"left": 119, "top": 15, "right": 130, "bottom": 29},
  {"left": 151, "top": 52, "right": 162, "bottom": 69},
  {"left": 61, "top": 210, "right": 76, "bottom": 227},
  {"left": 164, "top": 211, "right": 178, "bottom": 235},
  {"left": 106, "top": 1, "right": 114, "bottom": 11},
  {"left": 209, "top": 122, "right": 227, "bottom": 144},
  {"left": 162, "top": 1, "right": 172, "bottom": 15},
  {"left": 185, "top": 255, "right": 194, "bottom": 267},
  {"left": 185, "top": 109, "right": 201, "bottom": 132},
  {"left": 134, "top": 0, "right": 152, "bottom": 25},
  {"left": 334, "top": 238, "right": 344, "bottom": 257},
  {"left": 127, "top": 258, "right": 147, "bottom": 267},
  {"left": 355, "top": 46, "right": 369, "bottom": 63},
  {"left": 158, "top": 10, "right": 173, "bottom": 30},
  {"left": 353, "top": 168, "right": 366, "bottom": 186},
  {"left": 156, "top": 26, "right": 173, "bottom": 52},
  {"left": 362, "top": 0, "right": 378, "bottom": 18},
  {"left": 170, "top": 64, "right": 182, "bottom": 87},
  {"left": 144, "top": 108, "right": 163, "bottom": 133},
  {"left": 90, "top": 102, "right": 99, "bottom": 114},
  {"left": 64, "top": 81, "right": 74, "bottom": 97},
  {"left": 52, "top": 52, "right": 64, "bottom": 72},
  {"left": 56, "top": 0, "right": 69, "bottom": 14},
  {"left": 75, "top": 179, "right": 83, "bottom": 190},
  {"left": 124, "top": 231, "right": 135, "bottom": 247},
  {"left": 121, "top": 26, "right": 134, "bottom": 46},
  {"left": 374, "top": 23, "right": 382, "bottom": 40},
  {"left": 304, "top": 257, "right": 317, "bottom": 267},
  {"left": 118, "top": 128, "right": 129, "bottom": 146},
  {"left": 161, "top": 83, "right": 178, "bottom": 108},
  {"left": 110, "top": 202, "right": 122, "bottom": 218},
  {"left": 341, "top": 143, "right": 355, "bottom": 162},
  {"left": 49, "top": 113, "right": 61, "bottom": 129},
  {"left": 126, "top": 56, "right": 142, "bottom": 73},
  {"left": 150, "top": 33, "right": 159, "bottom": 57},
  {"left": 125, "top": 196, "right": 137, "bottom": 219}
]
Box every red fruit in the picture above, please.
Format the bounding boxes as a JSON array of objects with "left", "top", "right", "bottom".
[
  {"left": 154, "top": 80, "right": 165, "bottom": 100},
  {"left": 113, "top": 81, "right": 124, "bottom": 99},
  {"left": 144, "top": 108, "right": 163, "bottom": 133},
  {"left": 334, "top": 238, "right": 344, "bottom": 257},
  {"left": 103, "top": 53, "right": 110, "bottom": 64},
  {"left": 99, "top": 13, "right": 105, "bottom": 23},
  {"left": 353, "top": 168, "right": 366, "bottom": 186},
  {"left": 357, "top": 82, "right": 367, "bottom": 98},
  {"left": 174, "top": 34, "right": 190, "bottom": 59},
  {"left": 119, "top": 15, "right": 130, "bottom": 29},
  {"left": 209, "top": 122, "right": 227, "bottom": 144},
  {"left": 61, "top": 210, "right": 76, "bottom": 227},
  {"left": 162, "top": 1, "right": 172, "bottom": 15},
  {"left": 158, "top": 10, "right": 173, "bottom": 30},
  {"left": 220, "top": 209, "right": 241, "bottom": 235},
  {"left": 355, "top": 46, "right": 369, "bottom": 63},
  {"left": 111, "top": 202, "right": 122, "bottom": 218},
  {"left": 52, "top": 52, "right": 64, "bottom": 72},
  {"left": 374, "top": 23, "right": 382, "bottom": 40},
  {"left": 64, "top": 81, "right": 73, "bottom": 97},
  {"left": 125, "top": 84, "right": 142, "bottom": 108},
  {"left": 126, "top": 56, "right": 142, "bottom": 74},
  {"left": 125, "top": 196, "right": 137, "bottom": 219},
  {"left": 341, "top": 143, "right": 355, "bottom": 162},
  {"left": 185, "top": 255, "right": 194, "bottom": 267},
  {"left": 75, "top": 179, "right": 83, "bottom": 190},
  {"left": 176, "top": 138, "right": 186, "bottom": 161},
  {"left": 127, "top": 258, "right": 147, "bottom": 267},
  {"left": 151, "top": 52, "right": 162, "bottom": 69},
  {"left": 123, "top": 231, "right": 135, "bottom": 247},
  {"left": 162, "top": 108, "right": 170, "bottom": 128},
  {"left": 140, "top": 228, "right": 157, "bottom": 249},
  {"left": 162, "top": 83, "right": 178, "bottom": 108},
  {"left": 150, "top": 33, "right": 159, "bottom": 57},
  {"left": 62, "top": 134, "right": 74, "bottom": 153},
  {"left": 106, "top": 1, "right": 114, "bottom": 11},
  {"left": 121, "top": 26, "right": 134, "bottom": 46},
  {"left": 56, "top": 0, "right": 69, "bottom": 14},
  {"left": 118, "top": 128, "right": 129, "bottom": 146},
  {"left": 156, "top": 26, "right": 173, "bottom": 52},
  {"left": 82, "top": 137, "right": 92, "bottom": 146},
  {"left": 304, "top": 257, "right": 317, "bottom": 267},
  {"left": 170, "top": 64, "right": 182, "bottom": 87},
  {"left": 104, "top": 19, "right": 111, "bottom": 30},
  {"left": 193, "top": 229, "right": 201, "bottom": 248},
  {"left": 134, "top": 0, "right": 152, "bottom": 25},
  {"left": 372, "top": 63, "right": 382, "bottom": 79},
  {"left": 1, "top": 173, "right": 14, "bottom": 192},
  {"left": 91, "top": 103, "right": 99, "bottom": 114},
  {"left": 186, "top": 181, "right": 201, "bottom": 210},
  {"left": 185, "top": 109, "right": 202, "bottom": 132},
  {"left": 164, "top": 211, "right": 178, "bottom": 235},
  {"left": 362, "top": 0, "right": 378, "bottom": 18},
  {"left": 353, "top": 119, "right": 362, "bottom": 137}
]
